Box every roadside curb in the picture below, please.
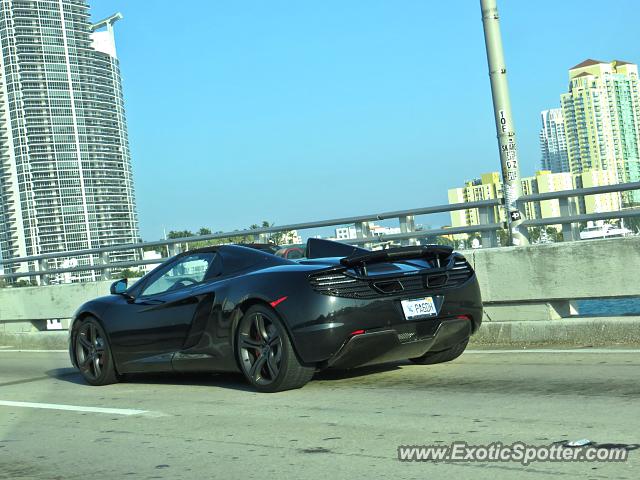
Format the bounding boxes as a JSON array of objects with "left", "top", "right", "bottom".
[
  {"left": 0, "top": 331, "right": 68, "bottom": 350},
  {"left": 470, "top": 316, "right": 640, "bottom": 347}
]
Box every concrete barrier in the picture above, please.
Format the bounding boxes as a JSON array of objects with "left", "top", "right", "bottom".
[
  {"left": 1, "top": 237, "right": 638, "bottom": 347},
  {"left": 466, "top": 236, "right": 640, "bottom": 321},
  {"left": 470, "top": 316, "right": 640, "bottom": 346},
  {"left": 0, "top": 279, "right": 115, "bottom": 323}
]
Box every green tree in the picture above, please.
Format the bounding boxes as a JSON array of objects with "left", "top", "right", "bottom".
[
  {"left": 527, "top": 226, "right": 542, "bottom": 244},
  {"left": 264, "top": 221, "right": 287, "bottom": 245},
  {"left": 497, "top": 228, "right": 509, "bottom": 247},
  {"left": 166, "top": 230, "right": 194, "bottom": 239},
  {"left": 112, "top": 268, "right": 143, "bottom": 279},
  {"left": 547, "top": 227, "right": 563, "bottom": 243},
  {"left": 434, "top": 236, "right": 455, "bottom": 247},
  {"left": 245, "top": 221, "right": 275, "bottom": 243},
  {"left": 164, "top": 221, "right": 287, "bottom": 251},
  {"left": 624, "top": 216, "right": 640, "bottom": 234}
]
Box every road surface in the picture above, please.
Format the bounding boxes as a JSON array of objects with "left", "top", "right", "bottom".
[{"left": 0, "top": 349, "right": 638, "bottom": 479}]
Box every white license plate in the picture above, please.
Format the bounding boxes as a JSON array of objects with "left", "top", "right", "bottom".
[{"left": 401, "top": 297, "right": 437, "bottom": 320}]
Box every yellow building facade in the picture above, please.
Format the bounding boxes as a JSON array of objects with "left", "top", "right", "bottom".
[{"left": 448, "top": 168, "right": 621, "bottom": 230}]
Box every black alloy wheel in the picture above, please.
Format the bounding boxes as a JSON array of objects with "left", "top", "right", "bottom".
[
  {"left": 74, "top": 317, "right": 119, "bottom": 386},
  {"left": 236, "top": 305, "right": 314, "bottom": 392}
]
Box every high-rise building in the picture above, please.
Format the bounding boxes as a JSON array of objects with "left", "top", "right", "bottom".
[
  {"left": 560, "top": 59, "right": 640, "bottom": 203},
  {"left": 447, "top": 170, "right": 620, "bottom": 234},
  {"left": 447, "top": 172, "right": 506, "bottom": 230},
  {"left": 519, "top": 174, "right": 541, "bottom": 220},
  {"left": 448, "top": 171, "right": 542, "bottom": 225},
  {"left": 0, "top": 1, "right": 139, "bottom": 279},
  {"left": 535, "top": 170, "right": 575, "bottom": 218},
  {"left": 576, "top": 169, "right": 622, "bottom": 214},
  {"left": 335, "top": 226, "right": 357, "bottom": 240},
  {"left": 539, "top": 108, "right": 569, "bottom": 173}
]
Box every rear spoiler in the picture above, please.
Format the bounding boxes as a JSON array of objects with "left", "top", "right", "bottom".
[
  {"left": 340, "top": 245, "right": 454, "bottom": 268},
  {"left": 306, "top": 238, "right": 368, "bottom": 259}
]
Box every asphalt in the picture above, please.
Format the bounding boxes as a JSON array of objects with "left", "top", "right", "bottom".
[{"left": 0, "top": 349, "right": 638, "bottom": 479}]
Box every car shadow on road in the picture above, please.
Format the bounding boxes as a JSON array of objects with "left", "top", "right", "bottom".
[
  {"left": 315, "top": 362, "right": 406, "bottom": 380},
  {"left": 45, "top": 362, "right": 407, "bottom": 391},
  {"left": 45, "top": 361, "right": 640, "bottom": 397},
  {"left": 45, "top": 367, "right": 91, "bottom": 385},
  {"left": 46, "top": 368, "right": 261, "bottom": 392}
]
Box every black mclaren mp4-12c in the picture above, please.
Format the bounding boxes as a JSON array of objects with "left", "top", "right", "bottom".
[{"left": 69, "top": 239, "right": 483, "bottom": 392}]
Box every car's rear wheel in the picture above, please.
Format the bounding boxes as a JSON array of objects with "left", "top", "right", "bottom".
[
  {"left": 236, "top": 305, "right": 314, "bottom": 392},
  {"left": 74, "top": 317, "right": 119, "bottom": 386},
  {"left": 409, "top": 338, "right": 469, "bottom": 365}
]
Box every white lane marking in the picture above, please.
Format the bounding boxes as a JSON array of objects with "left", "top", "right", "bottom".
[
  {"left": 466, "top": 349, "right": 640, "bottom": 354},
  {"left": 0, "top": 400, "right": 161, "bottom": 417},
  {"left": 0, "top": 350, "right": 67, "bottom": 353}
]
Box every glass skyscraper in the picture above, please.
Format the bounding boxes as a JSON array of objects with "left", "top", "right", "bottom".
[
  {"left": 539, "top": 108, "right": 570, "bottom": 174},
  {"left": 0, "top": 0, "right": 139, "bottom": 279}
]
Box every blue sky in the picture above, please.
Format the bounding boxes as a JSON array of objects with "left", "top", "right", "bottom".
[{"left": 90, "top": 0, "right": 640, "bottom": 240}]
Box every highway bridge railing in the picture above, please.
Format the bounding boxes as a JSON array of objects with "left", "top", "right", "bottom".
[
  {"left": 1, "top": 236, "right": 638, "bottom": 335},
  {"left": 0, "top": 181, "right": 639, "bottom": 284}
]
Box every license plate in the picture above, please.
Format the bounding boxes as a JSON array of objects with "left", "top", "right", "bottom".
[{"left": 401, "top": 297, "right": 437, "bottom": 320}]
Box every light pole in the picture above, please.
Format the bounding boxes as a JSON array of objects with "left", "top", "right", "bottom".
[{"left": 480, "top": 0, "right": 528, "bottom": 246}]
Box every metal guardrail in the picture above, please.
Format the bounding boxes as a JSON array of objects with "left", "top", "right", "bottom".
[
  {"left": 519, "top": 181, "right": 640, "bottom": 201},
  {"left": 0, "top": 198, "right": 501, "bottom": 265},
  {"left": 1, "top": 181, "right": 639, "bottom": 283},
  {"left": 517, "top": 181, "right": 640, "bottom": 242},
  {"left": 0, "top": 199, "right": 502, "bottom": 282}
]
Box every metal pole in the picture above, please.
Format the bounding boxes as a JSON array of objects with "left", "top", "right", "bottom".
[{"left": 480, "top": 0, "right": 528, "bottom": 246}]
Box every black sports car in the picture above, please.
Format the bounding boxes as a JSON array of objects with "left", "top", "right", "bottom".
[{"left": 69, "top": 239, "right": 483, "bottom": 392}]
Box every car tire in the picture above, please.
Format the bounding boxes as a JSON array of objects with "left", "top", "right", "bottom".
[
  {"left": 236, "top": 305, "right": 314, "bottom": 392},
  {"left": 409, "top": 338, "right": 469, "bottom": 365},
  {"left": 74, "top": 317, "right": 119, "bottom": 386}
]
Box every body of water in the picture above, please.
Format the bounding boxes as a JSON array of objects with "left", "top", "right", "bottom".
[{"left": 576, "top": 297, "right": 640, "bottom": 316}]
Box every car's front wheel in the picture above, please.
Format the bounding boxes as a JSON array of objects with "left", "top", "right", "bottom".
[
  {"left": 74, "top": 317, "right": 119, "bottom": 386},
  {"left": 409, "top": 338, "right": 469, "bottom": 365},
  {"left": 236, "top": 305, "right": 314, "bottom": 392}
]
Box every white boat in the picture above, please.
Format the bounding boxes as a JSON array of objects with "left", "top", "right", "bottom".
[{"left": 579, "top": 221, "right": 632, "bottom": 240}]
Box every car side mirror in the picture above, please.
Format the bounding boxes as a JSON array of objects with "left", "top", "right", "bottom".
[{"left": 110, "top": 278, "right": 128, "bottom": 295}]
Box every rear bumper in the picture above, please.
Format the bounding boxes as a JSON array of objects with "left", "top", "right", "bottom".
[
  {"left": 287, "top": 275, "right": 482, "bottom": 365},
  {"left": 326, "top": 318, "right": 471, "bottom": 369}
]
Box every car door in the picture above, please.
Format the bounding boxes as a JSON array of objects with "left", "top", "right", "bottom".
[{"left": 108, "top": 252, "right": 218, "bottom": 373}]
